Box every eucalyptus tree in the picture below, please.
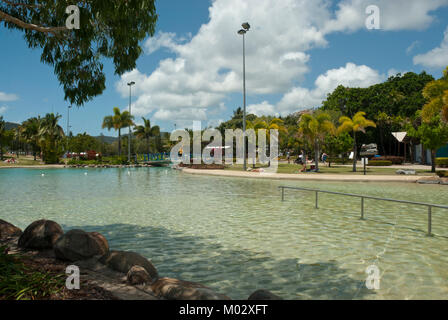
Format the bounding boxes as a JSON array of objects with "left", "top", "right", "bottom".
[
  {"left": 0, "top": 1, "right": 157, "bottom": 105},
  {"left": 421, "top": 67, "right": 448, "bottom": 124}
]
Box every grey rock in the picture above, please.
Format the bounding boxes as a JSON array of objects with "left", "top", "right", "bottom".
[
  {"left": 127, "top": 265, "right": 151, "bottom": 285},
  {"left": 100, "top": 250, "right": 158, "bottom": 283},
  {"left": 18, "top": 219, "right": 63, "bottom": 249},
  {"left": 248, "top": 289, "right": 282, "bottom": 300},
  {"left": 150, "top": 277, "right": 230, "bottom": 300},
  {"left": 0, "top": 219, "right": 22, "bottom": 239},
  {"left": 54, "top": 229, "right": 109, "bottom": 261}
]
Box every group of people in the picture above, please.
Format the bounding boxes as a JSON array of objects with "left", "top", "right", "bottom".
[
  {"left": 286, "top": 150, "right": 328, "bottom": 172},
  {"left": 3, "top": 157, "right": 18, "bottom": 164}
]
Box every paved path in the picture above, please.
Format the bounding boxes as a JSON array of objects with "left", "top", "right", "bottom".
[{"left": 182, "top": 168, "right": 426, "bottom": 183}]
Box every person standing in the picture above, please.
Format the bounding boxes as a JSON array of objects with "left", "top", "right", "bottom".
[{"left": 321, "top": 152, "right": 328, "bottom": 165}]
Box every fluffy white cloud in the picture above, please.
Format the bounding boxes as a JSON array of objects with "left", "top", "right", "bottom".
[
  {"left": 247, "top": 101, "right": 277, "bottom": 117},
  {"left": 144, "top": 31, "right": 192, "bottom": 55},
  {"left": 248, "top": 63, "right": 385, "bottom": 116},
  {"left": 325, "top": 0, "right": 448, "bottom": 33},
  {"left": 414, "top": 26, "right": 448, "bottom": 68},
  {"left": 116, "top": 0, "right": 448, "bottom": 122},
  {"left": 0, "top": 105, "right": 8, "bottom": 114},
  {"left": 277, "top": 62, "right": 385, "bottom": 114},
  {"left": 153, "top": 108, "right": 208, "bottom": 121},
  {"left": 0, "top": 92, "right": 18, "bottom": 102}
]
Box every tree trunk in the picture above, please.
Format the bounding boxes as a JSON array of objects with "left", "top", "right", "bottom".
[
  {"left": 147, "top": 137, "right": 151, "bottom": 155},
  {"left": 314, "top": 139, "right": 319, "bottom": 172},
  {"left": 118, "top": 129, "right": 121, "bottom": 156},
  {"left": 353, "top": 131, "right": 357, "bottom": 172},
  {"left": 431, "top": 150, "right": 436, "bottom": 173},
  {"left": 379, "top": 126, "right": 386, "bottom": 155},
  {"left": 421, "top": 146, "right": 426, "bottom": 165}
]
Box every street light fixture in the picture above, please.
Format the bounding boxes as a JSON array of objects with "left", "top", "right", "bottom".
[
  {"left": 238, "top": 22, "right": 250, "bottom": 171},
  {"left": 67, "top": 105, "right": 72, "bottom": 134},
  {"left": 127, "top": 81, "right": 135, "bottom": 164},
  {"left": 67, "top": 105, "right": 72, "bottom": 156}
]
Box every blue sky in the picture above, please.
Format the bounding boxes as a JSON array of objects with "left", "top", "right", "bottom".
[{"left": 1, "top": 0, "right": 448, "bottom": 136}]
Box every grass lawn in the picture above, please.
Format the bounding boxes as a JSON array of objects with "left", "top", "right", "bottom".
[
  {"left": 225, "top": 163, "right": 436, "bottom": 176},
  {"left": 0, "top": 155, "right": 44, "bottom": 167}
]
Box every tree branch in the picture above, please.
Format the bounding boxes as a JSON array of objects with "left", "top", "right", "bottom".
[
  {"left": 1, "top": 0, "right": 40, "bottom": 8},
  {"left": 0, "top": 9, "right": 67, "bottom": 34}
]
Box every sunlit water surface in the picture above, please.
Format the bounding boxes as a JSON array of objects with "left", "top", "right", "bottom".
[{"left": 1, "top": 167, "right": 447, "bottom": 299}]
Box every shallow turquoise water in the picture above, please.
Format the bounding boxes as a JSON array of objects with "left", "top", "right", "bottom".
[{"left": 1, "top": 167, "right": 448, "bottom": 299}]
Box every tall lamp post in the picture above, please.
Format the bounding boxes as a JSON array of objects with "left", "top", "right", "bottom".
[
  {"left": 67, "top": 105, "right": 72, "bottom": 156},
  {"left": 127, "top": 81, "right": 135, "bottom": 163},
  {"left": 238, "top": 22, "right": 250, "bottom": 171}
]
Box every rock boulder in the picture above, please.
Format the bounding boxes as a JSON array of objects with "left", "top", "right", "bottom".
[
  {"left": 18, "top": 219, "right": 63, "bottom": 249},
  {"left": 100, "top": 250, "right": 158, "bottom": 283},
  {"left": 0, "top": 219, "right": 22, "bottom": 239},
  {"left": 150, "top": 277, "right": 230, "bottom": 300},
  {"left": 54, "top": 229, "right": 109, "bottom": 261},
  {"left": 127, "top": 265, "right": 151, "bottom": 285},
  {"left": 248, "top": 289, "right": 282, "bottom": 300}
]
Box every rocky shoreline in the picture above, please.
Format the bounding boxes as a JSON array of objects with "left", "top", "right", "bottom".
[
  {"left": 64, "top": 164, "right": 154, "bottom": 169},
  {"left": 0, "top": 219, "right": 281, "bottom": 300}
]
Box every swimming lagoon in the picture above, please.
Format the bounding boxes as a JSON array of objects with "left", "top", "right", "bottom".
[{"left": 1, "top": 167, "right": 447, "bottom": 299}]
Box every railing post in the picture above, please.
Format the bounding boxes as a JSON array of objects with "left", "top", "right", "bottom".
[
  {"left": 281, "top": 187, "right": 285, "bottom": 202},
  {"left": 428, "top": 206, "right": 432, "bottom": 236},
  {"left": 361, "top": 197, "right": 365, "bottom": 220},
  {"left": 315, "top": 191, "right": 318, "bottom": 209}
]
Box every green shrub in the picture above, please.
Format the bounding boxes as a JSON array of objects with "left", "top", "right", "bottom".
[
  {"left": 436, "top": 170, "right": 448, "bottom": 177},
  {"left": 107, "top": 156, "right": 128, "bottom": 165},
  {"left": 67, "top": 159, "right": 100, "bottom": 165},
  {"left": 0, "top": 246, "right": 64, "bottom": 300},
  {"left": 368, "top": 160, "right": 392, "bottom": 166},
  {"left": 436, "top": 158, "right": 448, "bottom": 168},
  {"left": 375, "top": 156, "right": 404, "bottom": 164}
]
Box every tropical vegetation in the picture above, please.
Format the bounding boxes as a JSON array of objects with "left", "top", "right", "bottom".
[{"left": 102, "top": 107, "right": 134, "bottom": 157}]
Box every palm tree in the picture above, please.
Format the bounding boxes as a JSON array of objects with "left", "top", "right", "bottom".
[
  {"left": 298, "top": 112, "right": 334, "bottom": 172},
  {"left": 134, "top": 117, "right": 160, "bottom": 154},
  {"left": 102, "top": 107, "right": 134, "bottom": 156},
  {"left": 39, "top": 113, "right": 65, "bottom": 163},
  {"left": 246, "top": 118, "right": 287, "bottom": 166},
  {"left": 338, "top": 111, "right": 376, "bottom": 172},
  {"left": 19, "top": 117, "right": 41, "bottom": 161}
]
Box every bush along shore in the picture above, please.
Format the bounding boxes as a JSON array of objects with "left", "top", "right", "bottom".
[{"left": 0, "top": 219, "right": 282, "bottom": 300}]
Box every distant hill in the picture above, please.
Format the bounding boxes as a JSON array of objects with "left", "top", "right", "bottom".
[
  {"left": 95, "top": 132, "right": 171, "bottom": 144},
  {"left": 1, "top": 122, "right": 169, "bottom": 144},
  {"left": 94, "top": 135, "right": 117, "bottom": 144}
]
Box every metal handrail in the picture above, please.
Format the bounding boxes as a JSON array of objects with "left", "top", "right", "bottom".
[{"left": 279, "top": 186, "right": 448, "bottom": 236}]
